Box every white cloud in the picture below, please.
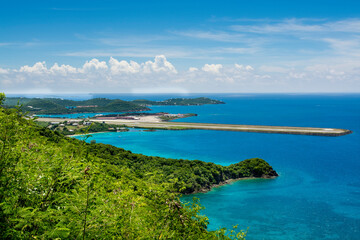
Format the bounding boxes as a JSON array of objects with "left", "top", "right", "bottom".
[
  {"left": 109, "top": 57, "right": 140, "bottom": 74},
  {"left": 19, "top": 62, "right": 48, "bottom": 74},
  {"left": 231, "top": 18, "right": 360, "bottom": 34},
  {"left": 81, "top": 58, "right": 108, "bottom": 72},
  {"left": 188, "top": 67, "right": 198, "bottom": 72},
  {"left": 202, "top": 64, "right": 223, "bottom": 74},
  {"left": 143, "top": 55, "right": 177, "bottom": 74},
  {"left": 0, "top": 67, "right": 8, "bottom": 74},
  {"left": 322, "top": 38, "right": 360, "bottom": 56},
  {"left": 245, "top": 65, "right": 254, "bottom": 71},
  {"left": 324, "top": 19, "right": 360, "bottom": 33},
  {"left": 235, "top": 64, "right": 254, "bottom": 71},
  {"left": 172, "top": 30, "right": 246, "bottom": 42},
  {"left": 50, "top": 63, "right": 77, "bottom": 75}
]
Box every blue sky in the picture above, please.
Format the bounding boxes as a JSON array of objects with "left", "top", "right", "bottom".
[{"left": 1, "top": 0, "right": 360, "bottom": 93}]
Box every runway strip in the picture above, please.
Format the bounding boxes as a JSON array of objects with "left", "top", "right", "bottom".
[{"left": 37, "top": 117, "right": 352, "bottom": 136}]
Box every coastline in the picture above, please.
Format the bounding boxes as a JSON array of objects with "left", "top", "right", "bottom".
[
  {"left": 186, "top": 175, "right": 278, "bottom": 195},
  {"left": 67, "top": 131, "right": 108, "bottom": 137}
]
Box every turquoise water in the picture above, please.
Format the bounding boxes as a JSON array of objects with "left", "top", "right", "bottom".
[{"left": 70, "top": 94, "right": 360, "bottom": 239}]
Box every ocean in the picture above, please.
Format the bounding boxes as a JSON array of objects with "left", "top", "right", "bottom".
[{"left": 41, "top": 93, "right": 360, "bottom": 240}]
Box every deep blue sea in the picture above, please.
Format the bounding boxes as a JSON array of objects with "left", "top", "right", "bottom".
[{"left": 29, "top": 93, "right": 360, "bottom": 240}]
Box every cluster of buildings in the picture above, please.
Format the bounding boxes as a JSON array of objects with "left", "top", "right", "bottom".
[
  {"left": 50, "top": 120, "right": 90, "bottom": 126},
  {"left": 49, "top": 120, "right": 92, "bottom": 132},
  {"left": 76, "top": 105, "right": 98, "bottom": 108},
  {"left": 95, "top": 116, "right": 140, "bottom": 120}
]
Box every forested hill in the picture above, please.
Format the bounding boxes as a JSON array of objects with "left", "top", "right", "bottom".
[
  {"left": 0, "top": 94, "right": 277, "bottom": 239},
  {"left": 2, "top": 97, "right": 225, "bottom": 115}
]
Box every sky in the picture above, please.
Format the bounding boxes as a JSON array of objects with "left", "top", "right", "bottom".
[{"left": 1, "top": 0, "right": 360, "bottom": 93}]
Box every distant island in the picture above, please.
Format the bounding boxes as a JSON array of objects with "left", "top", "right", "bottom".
[
  {"left": 3, "top": 97, "right": 225, "bottom": 114},
  {"left": 131, "top": 97, "right": 225, "bottom": 106}
]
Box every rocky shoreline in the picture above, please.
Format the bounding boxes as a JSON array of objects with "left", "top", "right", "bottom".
[{"left": 187, "top": 175, "right": 278, "bottom": 195}]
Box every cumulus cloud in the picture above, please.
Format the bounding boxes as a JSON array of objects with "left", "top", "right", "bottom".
[
  {"left": 19, "top": 62, "right": 48, "bottom": 74},
  {"left": 202, "top": 64, "right": 223, "bottom": 74},
  {"left": 143, "top": 55, "right": 177, "bottom": 74},
  {"left": 50, "top": 63, "right": 77, "bottom": 75},
  {"left": 109, "top": 57, "right": 140, "bottom": 74},
  {"left": 81, "top": 58, "right": 108, "bottom": 72},
  {"left": 235, "top": 64, "right": 254, "bottom": 71},
  {"left": 188, "top": 67, "right": 198, "bottom": 72}
]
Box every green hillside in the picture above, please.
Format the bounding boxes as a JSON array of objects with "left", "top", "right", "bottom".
[
  {"left": 3, "top": 97, "right": 149, "bottom": 114},
  {"left": 24, "top": 99, "right": 67, "bottom": 112},
  {"left": 101, "top": 99, "right": 145, "bottom": 112},
  {"left": 78, "top": 98, "right": 113, "bottom": 107},
  {"left": 3, "top": 97, "right": 32, "bottom": 106}
]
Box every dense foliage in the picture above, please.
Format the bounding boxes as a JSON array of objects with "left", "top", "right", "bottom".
[
  {"left": 3, "top": 97, "right": 149, "bottom": 114},
  {"left": 132, "top": 97, "right": 225, "bottom": 106},
  {"left": 85, "top": 143, "right": 277, "bottom": 194},
  {"left": 46, "top": 121, "right": 126, "bottom": 136},
  {"left": 1, "top": 96, "right": 32, "bottom": 106},
  {"left": 0, "top": 93, "right": 276, "bottom": 239}
]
